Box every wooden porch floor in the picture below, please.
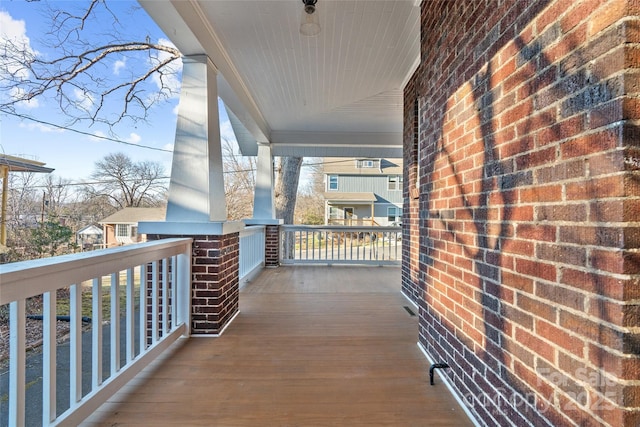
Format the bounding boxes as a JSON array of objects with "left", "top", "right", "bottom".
[{"left": 83, "top": 266, "right": 474, "bottom": 426}]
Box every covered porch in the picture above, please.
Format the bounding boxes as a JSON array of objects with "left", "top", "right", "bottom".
[{"left": 81, "top": 266, "right": 473, "bottom": 426}]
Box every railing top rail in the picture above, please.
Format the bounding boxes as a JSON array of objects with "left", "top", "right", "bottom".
[
  {"left": 281, "top": 225, "right": 401, "bottom": 231},
  {"left": 239, "top": 225, "right": 266, "bottom": 236},
  {"left": 0, "top": 237, "right": 192, "bottom": 305}
]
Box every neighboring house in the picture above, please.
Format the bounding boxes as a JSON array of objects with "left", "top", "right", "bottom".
[
  {"left": 99, "top": 207, "right": 165, "bottom": 248},
  {"left": 76, "top": 224, "right": 104, "bottom": 251},
  {"left": 322, "top": 158, "right": 403, "bottom": 226}
]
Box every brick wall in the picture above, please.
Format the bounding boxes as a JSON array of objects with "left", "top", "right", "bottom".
[
  {"left": 148, "top": 233, "right": 239, "bottom": 335},
  {"left": 403, "top": 0, "right": 640, "bottom": 426},
  {"left": 264, "top": 225, "right": 280, "bottom": 267}
]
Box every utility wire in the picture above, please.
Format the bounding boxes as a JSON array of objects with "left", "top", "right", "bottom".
[{"left": 4, "top": 112, "right": 173, "bottom": 153}]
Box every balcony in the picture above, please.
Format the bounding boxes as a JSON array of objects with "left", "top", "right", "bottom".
[{"left": 1, "top": 226, "right": 472, "bottom": 426}]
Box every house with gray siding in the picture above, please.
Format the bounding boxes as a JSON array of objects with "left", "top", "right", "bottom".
[{"left": 322, "top": 158, "right": 402, "bottom": 226}]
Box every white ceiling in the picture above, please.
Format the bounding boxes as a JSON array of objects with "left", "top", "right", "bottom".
[{"left": 140, "top": 0, "right": 420, "bottom": 157}]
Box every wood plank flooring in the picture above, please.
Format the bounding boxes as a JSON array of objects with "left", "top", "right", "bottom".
[{"left": 82, "top": 266, "right": 474, "bottom": 426}]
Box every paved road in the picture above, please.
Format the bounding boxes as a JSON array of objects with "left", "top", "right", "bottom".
[{"left": 0, "top": 314, "right": 139, "bottom": 427}]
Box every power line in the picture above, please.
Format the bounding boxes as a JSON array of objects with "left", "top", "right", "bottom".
[{"left": 3, "top": 112, "right": 174, "bottom": 153}]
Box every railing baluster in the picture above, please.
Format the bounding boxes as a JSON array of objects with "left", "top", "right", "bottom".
[
  {"left": 9, "top": 299, "right": 26, "bottom": 427},
  {"left": 126, "top": 267, "right": 135, "bottom": 363},
  {"left": 171, "top": 256, "right": 178, "bottom": 330},
  {"left": 162, "top": 258, "right": 169, "bottom": 336},
  {"left": 343, "top": 232, "right": 346, "bottom": 260},
  {"left": 110, "top": 272, "right": 120, "bottom": 375},
  {"left": 92, "top": 277, "right": 103, "bottom": 389},
  {"left": 43, "top": 290, "right": 56, "bottom": 425},
  {"left": 0, "top": 238, "right": 193, "bottom": 426},
  {"left": 279, "top": 226, "right": 400, "bottom": 266},
  {"left": 177, "top": 245, "right": 191, "bottom": 336},
  {"left": 139, "top": 263, "right": 147, "bottom": 352},
  {"left": 70, "top": 283, "right": 82, "bottom": 406},
  {"left": 324, "top": 231, "right": 328, "bottom": 260},
  {"left": 151, "top": 261, "right": 159, "bottom": 343}
]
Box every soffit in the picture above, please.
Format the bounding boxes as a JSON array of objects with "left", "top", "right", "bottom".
[{"left": 140, "top": 0, "right": 420, "bottom": 157}]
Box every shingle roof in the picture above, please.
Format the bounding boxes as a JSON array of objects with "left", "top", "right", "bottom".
[
  {"left": 322, "top": 157, "right": 403, "bottom": 175},
  {"left": 323, "top": 192, "right": 377, "bottom": 203},
  {"left": 98, "top": 207, "right": 166, "bottom": 224}
]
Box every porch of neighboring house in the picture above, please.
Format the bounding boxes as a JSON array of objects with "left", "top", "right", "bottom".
[{"left": 81, "top": 265, "right": 473, "bottom": 426}]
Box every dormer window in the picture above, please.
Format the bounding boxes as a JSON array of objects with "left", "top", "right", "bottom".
[{"left": 356, "top": 159, "right": 378, "bottom": 169}]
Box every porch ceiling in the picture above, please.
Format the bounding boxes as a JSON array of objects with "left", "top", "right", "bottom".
[{"left": 139, "top": 0, "right": 420, "bottom": 158}]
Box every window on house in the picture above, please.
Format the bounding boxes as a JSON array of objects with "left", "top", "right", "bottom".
[
  {"left": 356, "top": 159, "right": 377, "bottom": 168},
  {"left": 388, "top": 175, "right": 402, "bottom": 190},
  {"left": 329, "top": 206, "right": 341, "bottom": 219},
  {"left": 328, "top": 175, "right": 338, "bottom": 190},
  {"left": 130, "top": 226, "right": 138, "bottom": 238},
  {"left": 387, "top": 207, "right": 402, "bottom": 222},
  {"left": 116, "top": 224, "right": 129, "bottom": 237}
]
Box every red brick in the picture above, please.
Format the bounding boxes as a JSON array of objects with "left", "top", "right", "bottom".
[
  {"left": 536, "top": 282, "right": 586, "bottom": 311},
  {"left": 516, "top": 224, "right": 557, "bottom": 242},
  {"left": 537, "top": 319, "right": 585, "bottom": 356},
  {"left": 515, "top": 258, "right": 557, "bottom": 282},
  {"left": 515, "top": 327, "right": 555, "bottom": 362},
  {"left": 517, "top": 293, "right": 556, "bottom": 322},
  {"left": 519, "top": 185, "right": 562, "bottom": 203},
  {"left": 560, "top": 0, "right": 606, "bottom": 33},
  {"left": 589, "top": 0, "right": 627, "bottom": 36}
]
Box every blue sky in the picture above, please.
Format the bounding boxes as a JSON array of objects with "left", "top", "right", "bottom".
[{"left": 0, "top": 0, "right": 236, "bottom": 183}]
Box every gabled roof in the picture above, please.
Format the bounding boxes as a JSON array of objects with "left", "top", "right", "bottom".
[
  {"left": 0, "top": 154, "right": 54, "bottom": 173},
  {"left": 77, "top": 224, "right": 103, "bottom": 235},
  {"left": 99, "top": 207, "right": 166, "bottom": 225},
  {"left": 322, "top": 158, "right": 403, "bottom": 176}
]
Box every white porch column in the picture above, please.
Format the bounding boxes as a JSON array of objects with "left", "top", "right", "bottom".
[
  {"left": 166, "top": 55, "right": 226, "bottom": 222},
  {"left": 252, "top": 143, "right": 275, "bottom": 219}
]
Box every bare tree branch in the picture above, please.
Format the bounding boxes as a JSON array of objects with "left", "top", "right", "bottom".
[{"left": 0, "top": 0, "right": 182, "bottom": 129}]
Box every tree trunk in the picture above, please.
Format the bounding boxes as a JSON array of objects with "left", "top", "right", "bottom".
[
  {"left": 275, "top": 156, "right": 303, "bottom": 259},
  {"left": 275, "top": 156, "right": 303, "bottom": 223}
]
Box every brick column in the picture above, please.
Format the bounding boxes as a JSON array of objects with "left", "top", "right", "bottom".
[
  {"left": 264, "top": 224, "right": 280, "bottom": 267},
  {"left": 147, "top": 232, "right": 239, "bottom": 335},
  {"left": 191, "top": 233, "right": 239, "bottom": 334}
]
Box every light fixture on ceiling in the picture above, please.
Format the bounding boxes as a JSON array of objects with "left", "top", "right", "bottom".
[{"left": 300, "top": 0, "right": 320, "bottom": 37}]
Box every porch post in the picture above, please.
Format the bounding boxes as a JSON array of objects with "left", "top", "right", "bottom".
[
  {"left": 252, "top": 143, "right": 275, "bottom": 219},
  {"left": 166, "top": 55, "right": 226, "bottom": 222},
  {"left": 371, "top": 203, "right": 374, "bottom": 226},
  {"left": 245, "top": 142, "right": 282, "bottom": 267},
  {"left": 140, "top": 54, "right": 243, "bottom": 336}
]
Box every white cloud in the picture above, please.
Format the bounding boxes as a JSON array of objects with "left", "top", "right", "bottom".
[
  {"left": 10, "top": 87, "right": 39, "bottom": 109},
  {"left": 90, "top": 130, "right": 107, "bottom": 142},
  {"left": 126, "top": 133, "right": 141, "bottom": 144},
  {"left": 74, "top": 88, "right": 95, "bottom": 111},
  {"left": 113, "top": 57, "right": 127, "bottom": 75},
  {"left": 19, "top": 121, "right": 64, "bottom": 133},
  {"left": 0, "top": 11, "right": 35, "bottom": 80}
]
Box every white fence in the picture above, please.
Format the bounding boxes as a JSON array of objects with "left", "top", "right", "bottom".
[
  {"left": 0, "top": 238, "right": 192, "bottom": 427},
  {"left": 239, "top": 226, "right": 265, "bottom": 283},
  {"left": 280, "top": 225, "right": 401, "bottom": 266}
]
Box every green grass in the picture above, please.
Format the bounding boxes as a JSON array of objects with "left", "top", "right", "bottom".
[{"left": 44, "top": 271, "right": 142, "bottom": 322}]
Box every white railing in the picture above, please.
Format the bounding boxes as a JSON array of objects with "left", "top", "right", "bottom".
[
  {"left": 280, "top": 225, "right": 401, "bottom": 266},
  {"left": 0, "top": 238, "right": 192, "bottom": 427},
  {"left": 239, "top": 225, "right": 265, "bottom": 283}
]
